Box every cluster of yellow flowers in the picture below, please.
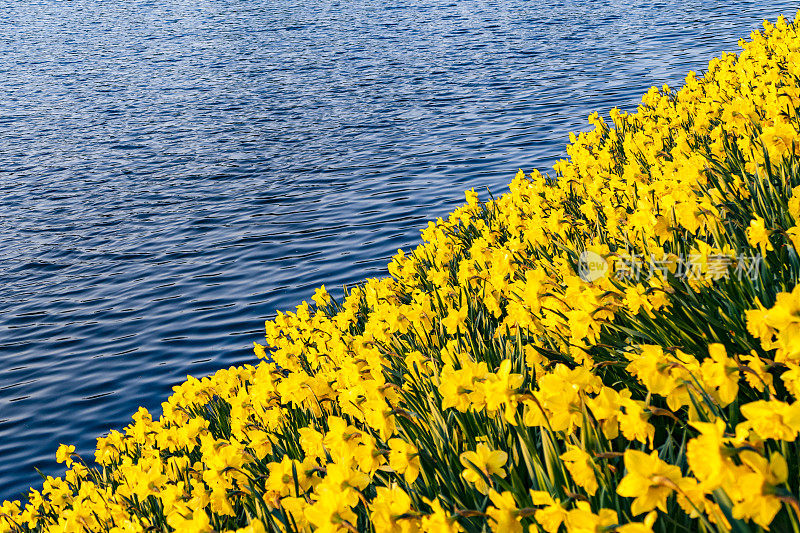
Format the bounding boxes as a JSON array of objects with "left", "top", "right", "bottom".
[{"left": 5, "top": 13, "right": 800, "bottom": 533}]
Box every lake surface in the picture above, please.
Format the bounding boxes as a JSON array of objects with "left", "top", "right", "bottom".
[{"left": 1, "top": 0, "right": 797, "bottom": 501}]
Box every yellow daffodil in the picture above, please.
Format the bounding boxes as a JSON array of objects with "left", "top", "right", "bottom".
[
  {"left": 617, "top": 449, "right": 683, "bottom": 515},
  {"left": 459, "top": 443, "right": 508, "bottom": 494}
]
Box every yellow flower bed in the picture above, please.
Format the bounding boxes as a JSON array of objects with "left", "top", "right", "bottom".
[{"left": 5, "top": 14, "right": 800, "bottom": 533}]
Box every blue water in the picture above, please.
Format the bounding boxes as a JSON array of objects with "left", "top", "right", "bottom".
[{"left": 1, "top": 0, "right": 797, "bottom": 501}]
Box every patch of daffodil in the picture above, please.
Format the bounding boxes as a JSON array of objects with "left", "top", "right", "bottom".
[{"left": 6, "top": 14, "right": 800, "bottom": 533}]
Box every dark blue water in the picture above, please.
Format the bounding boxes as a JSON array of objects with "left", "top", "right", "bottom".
[{"left": 1, "top": 0, "right": 797, "bottom": 501}]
